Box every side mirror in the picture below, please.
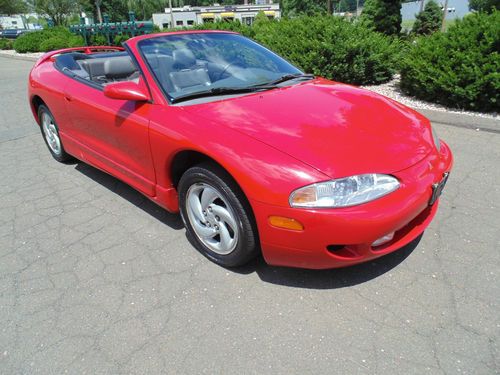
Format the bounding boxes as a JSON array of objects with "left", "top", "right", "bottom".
[{"left": 103, "top": 81, "right": 150, "bottom": 102}]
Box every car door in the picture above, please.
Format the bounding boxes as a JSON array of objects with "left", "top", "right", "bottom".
[{"left": 62, "top": 76, "right": 156, "bottom": 197}]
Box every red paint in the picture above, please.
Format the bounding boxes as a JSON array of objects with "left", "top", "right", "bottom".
[
  {"left": 103, "top": 81, "right": 150, "bottom": 101},
  {"left": 28, "top": 32, "right": 453, "bottom": 269}
]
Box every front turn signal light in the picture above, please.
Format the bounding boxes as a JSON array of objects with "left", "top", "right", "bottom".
[{"left": 268, "top": 216, "right": 304, "bottom": 231}]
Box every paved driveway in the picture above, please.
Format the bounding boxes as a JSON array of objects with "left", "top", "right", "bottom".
[{"left": 0, "top": 56, "right": 499, "bottom": 374}]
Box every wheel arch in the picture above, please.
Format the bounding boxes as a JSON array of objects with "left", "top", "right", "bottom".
[
  {"left": 169, "top": 149, "right": 258, "bottom": 223},
  {"left": 31, "top": 95, "right": 46, "bottom": 124},
  {"left": 170, "top": 150, "right": 246, "bottom": 195}
]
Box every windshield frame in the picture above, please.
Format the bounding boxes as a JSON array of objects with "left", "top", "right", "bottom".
[{"left": 136, "top": 31, "right": 304, "bottom": 105}]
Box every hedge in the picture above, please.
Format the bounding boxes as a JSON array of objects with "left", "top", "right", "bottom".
[
  {"left": 0, "top": 38, "right": 14, "bottom": 50},
  {"left": 13, "top": 27, "right": 84, "bottom": 53},
  {"left": 400, "top": 11, "right": 500, "bottom": 112}
]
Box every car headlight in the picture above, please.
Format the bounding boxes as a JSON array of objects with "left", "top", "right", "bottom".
[
  {"left": 431, "top": 126, "right": 441, "bottom": 152},
  {"left": 289, "top": 174, "right": 400, "bottom": 208}
]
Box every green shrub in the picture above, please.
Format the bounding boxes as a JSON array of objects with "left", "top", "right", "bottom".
[
  {"left": 39, "top": 35, "right": 84, "bottom": 52},
  {"left": 13, "top": 27, "right": 77, "bottom": 53},
  {"left": 193, "top": 19, "right": 255, "bottom": 38},
  {"left": 91, "top": 34, "right": 108, "bottom": 46},
  {"left": 113, "top": 34, "right": 130, "bottom": 46},
  {"left": 469, "top": 0, "right": 500, "bottom": 13},
  {"left": 412, "top": 0, "right": 442, "bottom": 35},
  {"left": 361, "top": 0, "right": 402, "bottom": 36},
  {"left": 196, "top": 16, "right": 399, "bottom": 85},
  {"left": 0, "top": 38, "right": 14, "bottom": 50},
  {"left": 401, "top": 11, "right": 500, "bottom": 112},
  {"left": 13, "top": 31, "right": 46, "bottom": 52}
]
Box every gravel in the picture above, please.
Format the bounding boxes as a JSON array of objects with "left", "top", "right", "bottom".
[{"left": 362, "top": 75, "right": 498, "bottom": 120}]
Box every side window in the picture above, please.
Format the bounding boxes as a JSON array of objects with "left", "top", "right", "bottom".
[{"left": 56, "top": 53, "right": 139, "bottom": 87}]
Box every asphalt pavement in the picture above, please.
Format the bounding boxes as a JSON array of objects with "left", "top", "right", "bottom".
[{"left": 0, "top": 56, "right": 499, "bottom": 374}]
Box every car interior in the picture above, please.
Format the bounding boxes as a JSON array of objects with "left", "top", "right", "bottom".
[
  {"left": 55, "top": 51, "right": 140, "bottom": 85},
  {"left": 55, "top": 48, "right": 278, "bottom": 99}
]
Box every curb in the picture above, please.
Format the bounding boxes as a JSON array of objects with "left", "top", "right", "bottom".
[
  {"left": 0, "top": 51, "right": 39, "bottom": 62},
  {"left": 418, "top": 108, "right": 499, "bottom": 134}
]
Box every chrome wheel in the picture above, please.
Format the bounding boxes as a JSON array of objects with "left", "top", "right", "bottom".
[
  {"left": 185, "top": 182, "right": 239, "bottom": 255},
  {"left": 41, "top": 111, "right": 61, "bottom": 155}
]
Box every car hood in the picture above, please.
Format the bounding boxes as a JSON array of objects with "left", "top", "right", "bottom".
[{"left": 183, "top": 79, "right": 435, "bottom": 178}]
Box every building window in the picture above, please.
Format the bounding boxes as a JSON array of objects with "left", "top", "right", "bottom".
[
  {"left": 202, "top": 18, "right": 214, "bottom": 23},
  {"left": 187, "top": 20, "right": 194, "bottom": 25},
  {"left": 176, "top": 20, "right": 184, "bottom": 26},
  {"left": 242, "top": 17, "right": 254, "bottom": 26},
  {"left": 162, "top": 23, "right": 169, "bottom": 29}
]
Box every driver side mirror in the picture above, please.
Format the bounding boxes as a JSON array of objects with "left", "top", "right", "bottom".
[{"left": 103, "top": 81, "right": 150, "bottom": 102}]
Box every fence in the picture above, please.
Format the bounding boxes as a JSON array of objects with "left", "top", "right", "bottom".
[{"left": 69, "top": 12, "right": 154, "bottom": 45}]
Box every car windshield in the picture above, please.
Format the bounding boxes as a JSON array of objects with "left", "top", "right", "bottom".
[{"left": 138, "top": 32, "right": 304, "bottom": 102}]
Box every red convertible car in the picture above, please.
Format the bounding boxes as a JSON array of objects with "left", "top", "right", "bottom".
[{"left": 28, "top": 31, "right": 453, "bottom": 269}]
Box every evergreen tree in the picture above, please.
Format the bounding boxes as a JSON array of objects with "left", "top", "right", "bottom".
[
  {"left": 361, "top": 0, "right": 402, "bottom": 36},
  {"left": 469, "top": 0, "right": 500, "bottom": 13},
  {"left": 412, "top": 0, "right": 442, "bottom": 35},
  {"left": 283, "top": 0, "right": 327, "bottom": 16}
]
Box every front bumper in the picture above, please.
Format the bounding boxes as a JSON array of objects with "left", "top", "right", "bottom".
[{"left": 251, "top": 141, "right": 453, "bottom": 269}]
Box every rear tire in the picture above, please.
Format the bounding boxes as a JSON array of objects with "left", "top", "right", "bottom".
[
  {"left": 178, "top": 162, "right": 259, "bottom": 267},
  {"left": 38, "top": 104, "right": 72, "bottom": 163}
]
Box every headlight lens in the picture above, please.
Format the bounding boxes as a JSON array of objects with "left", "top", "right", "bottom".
[
  {"left": 289, "top": 174, "right": 400, "bottom": 208},
  {"left": 431, "top": 126, "right": 441, "bottom": 152}
]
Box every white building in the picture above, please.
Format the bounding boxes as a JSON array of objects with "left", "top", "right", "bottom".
[
  {"left": 0, "top": 15, "right": 26, "bottom": 29},
  {"left": 152, "top": 3, "right": 280, "bottom": 30},
  {"left": 0, "top": 14, "right": 43, "bottom": 30}
]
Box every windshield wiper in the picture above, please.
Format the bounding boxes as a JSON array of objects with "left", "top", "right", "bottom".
[
  {"left": 171, "top": 85, "right": 276, "bottom": 104},
  {"left": 254, "top": 73, "right": 315, "bottom": 87}
]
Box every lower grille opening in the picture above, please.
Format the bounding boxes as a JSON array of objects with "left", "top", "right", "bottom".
[
  {"left": 326, "top": 245, "right": 360, "bottom": 259},
  {"left": 326, "top": 245, "right": 346, "bottom": 253}
]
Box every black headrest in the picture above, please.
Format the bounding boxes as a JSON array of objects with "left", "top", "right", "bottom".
[{"left": 172, "top": 49, "right": 196, "bottom": 69}]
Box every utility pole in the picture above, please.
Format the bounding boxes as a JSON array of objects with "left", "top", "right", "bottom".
[
  {"left": 356, "top": 0, "right": 359, "bottom": 16},
  {"left": 327, "top": 0, "right": 333, "bottom": 15},
  {"left": 441, "top": 0, "right": 449, "bottom": 31},
  {"left": 168, "top": 0, "right": 174, "bottom": 29},
  {"left": 419, "top": 0, "right": 425, "bottom": 13}
]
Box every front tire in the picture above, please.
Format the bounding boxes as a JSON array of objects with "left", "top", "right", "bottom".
[
  {"left": 178, "top": 162, "right": 259, "bottom": 267},
  {"left": 38, "top": 104, "right": 72, "bottom": 163}
]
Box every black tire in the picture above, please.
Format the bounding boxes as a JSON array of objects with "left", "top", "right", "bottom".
[
  {"left": 178, "top": 162, "right": 260, "bottom": 267},
  {"left": 38, "top": 104, "right": 73, "bottom": 163}
]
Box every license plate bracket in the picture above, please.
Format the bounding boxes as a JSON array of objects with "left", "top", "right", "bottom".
[{"left": 429, "top": 172, "right": 449, "bottom": 206}]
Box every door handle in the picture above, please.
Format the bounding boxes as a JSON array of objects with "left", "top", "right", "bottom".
[{"left": 63, "top": 93, "right": 72, "bottom": 102}]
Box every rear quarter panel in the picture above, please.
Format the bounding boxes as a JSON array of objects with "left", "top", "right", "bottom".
[{"left": 29, "top": 59, "right": 72, "bottom": 132}]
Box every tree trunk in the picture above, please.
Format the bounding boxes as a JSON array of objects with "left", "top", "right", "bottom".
[
  {"left": 95, "top": 0, "right": 103, "bottom": 23},
  {"left": 441, "top": 0, "right": 449, "bottom": 31}
]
